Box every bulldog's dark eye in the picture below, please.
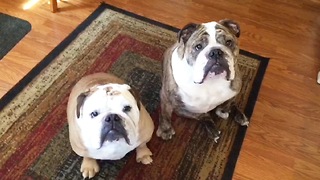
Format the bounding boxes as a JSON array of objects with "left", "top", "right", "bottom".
[
  {"left": 90, "top": 111, "right": 99, "bottom": 118},
  {"left": 195, "top": 44, "right": 203, "bottom": 51},
  {"left": 225, "top": 40, "right": 233, "bottom": 47},
  {"left": 123, "top": 105, "right": 132, "bottom": 112}
]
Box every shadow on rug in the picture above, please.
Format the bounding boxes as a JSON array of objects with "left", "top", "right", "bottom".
[
  {"left": 0, "top": 13, "right": 31, "bottom": 60},
  {"left": 0, "top": 3, "right": 269, "bottom": 180}
]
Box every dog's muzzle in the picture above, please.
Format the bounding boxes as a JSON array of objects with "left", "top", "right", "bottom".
[
  {"left": 100, "top": 114, "right": 130, "bottom": 147},
  {"left": 195, "top": 48, "right": 230, "bottom": 84}
]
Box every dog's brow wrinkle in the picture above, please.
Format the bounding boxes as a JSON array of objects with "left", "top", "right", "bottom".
[
  {"left": 198, "top": 28, "right": 206, "bottom": 35},
  {"left": 203, "top": 32, "right": 209, "bottom": 36},
  {"left": 106, "top": 86, "right": 113, "bottom": 92},
  {"left": 106, "top": 89, "right": 121, "bottom": 96},
  {"left": 112, "top": 91, "right": 121, "bottom": 95}
]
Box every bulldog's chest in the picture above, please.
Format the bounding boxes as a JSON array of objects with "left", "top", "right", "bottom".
[
  {"left": 177, "top": 79, "right": 237, "bottom": 114},
  {"left": 87, "top": 138, "right": 140, "bottom": 160}
]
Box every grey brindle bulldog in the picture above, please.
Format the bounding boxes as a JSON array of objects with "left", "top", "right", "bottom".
[{"left": 157, "top": 19, "right": 249, "bottom": 142}]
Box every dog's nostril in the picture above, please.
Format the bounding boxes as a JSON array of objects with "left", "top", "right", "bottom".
[
  {"left": 209, "top": 51, "right": 215, "bottom": 57},
  {"left": 114, "top": 115, "right": 120, "bottom": 121},
  {"left": 105, "top": 116, "right": 111, "bottom": 122}
]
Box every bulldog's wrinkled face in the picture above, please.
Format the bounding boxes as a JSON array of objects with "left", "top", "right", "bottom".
[
  {"left": 176, "top": 19, "right": 240, "bottom": 84},
  {"left": 76, "top": 83, "right": 140, "bottom": 149}
]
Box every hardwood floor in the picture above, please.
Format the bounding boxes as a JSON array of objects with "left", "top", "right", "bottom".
[{"left": 1, "top": 0, "right": 319, "bottom": 179}]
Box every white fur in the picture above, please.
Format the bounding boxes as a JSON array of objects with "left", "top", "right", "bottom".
[
  {"left": 76, "top": 84, "right": 141, "bottom": 160},
  {"left": 172, "top": 48, "right": 237, "bottom": 114},
  {"left": 215, "top": 108, "right": 229, "bottom": 119},
  {"left": 193, "top": 49, "right": 211, "bottom": 83}
]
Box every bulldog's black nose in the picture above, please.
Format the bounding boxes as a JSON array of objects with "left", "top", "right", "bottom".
[
  {"left": 105, "top": 114, "right": 121, "bottom": 122},
  {"left": 208, "top": 49, "right": 223, "bottom": 59}
]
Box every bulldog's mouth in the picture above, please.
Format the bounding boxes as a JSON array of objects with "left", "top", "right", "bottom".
[
  {"left": 195, "top": 63, "right": 228, "bottom": 84},
  {"left": 103, "top": 129, "right": 130, "bottom": 143},
  {"left": 206, "top": 67, "right": 227, "bottom": 79},
  {"left": 209, "top": 64, "right": 225, "bottom": 76},
  {"left": 99, "top": 114, "right": 130, "bottom": 148}
]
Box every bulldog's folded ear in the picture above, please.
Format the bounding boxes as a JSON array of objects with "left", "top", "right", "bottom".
[
  {"left": 128, "top": 87, "right": 141, "bottom": 111},
  {"left": 219, "top": 19, "right": 240, "bottom": 38},
  {"left": 76, "top": 92, "right": 89, "bottom": 118},
  {"left": 178, "top": 23, "right": 200, "bottom": 44}
]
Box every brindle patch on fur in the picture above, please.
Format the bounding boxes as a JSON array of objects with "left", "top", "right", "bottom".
[
  {"left": 185, "top": 32, "right": 209, "bottom": 66},
  {"left": 177, "top": 25, "right": 209, "bottom": 66},
  {"left": 214, "top": 24, "right": 239, "bottom": 55},
  {"left": 230, "top": 66, "right": 242, "bottom": 91}
]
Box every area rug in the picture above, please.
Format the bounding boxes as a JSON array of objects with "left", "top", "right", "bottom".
[
  {"left": 0, "top": 13, "right": 31, "bottom": 60},
  {"left": 0, "top": 3, "right": 269, "bottom": 180}
]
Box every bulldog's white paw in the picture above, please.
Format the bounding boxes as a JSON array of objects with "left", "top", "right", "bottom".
[
  {"left": 138, "top": 155, "right": 153, "bottom": 164},
  {"left": 241, "top": 119, "right": 249, "bottom": 126},
  {"left": 237, "top": 114, "right": 249, "bottom": 126},
  {"left": 215, "top": 108, "right": 229, "bottom": 119},
  {"left": 136, "top": 145, "right": 153, "bottom": 164},
  {"left": 214, "top": 136, "right": 220, "bottom": 143},
  {"left": 80, "top": 157, "right": 100, "bottom": 179}
]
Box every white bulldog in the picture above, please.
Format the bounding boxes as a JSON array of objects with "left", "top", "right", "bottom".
[{"left": 67, "top": 73, "right": 154, "bottom": 179}]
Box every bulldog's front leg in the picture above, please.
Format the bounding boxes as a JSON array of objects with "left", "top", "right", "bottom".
[
  {"left": 157, "top": 97, "right": 176, "bottom": 140},
  {"left": 215, "top": 99, "right": 249, "bottom": 126},
  {"left": 233, "top": 106, "right": 249, "bottom": 126},
  {"left": 199, "top": 113, "right": 221, "bottom": 143},
  {"left": 80, "top": 157, "right": 100, "bottom": 179},
  {"left": 136, "top": 143, "right": 153, "bottom": 164}
]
